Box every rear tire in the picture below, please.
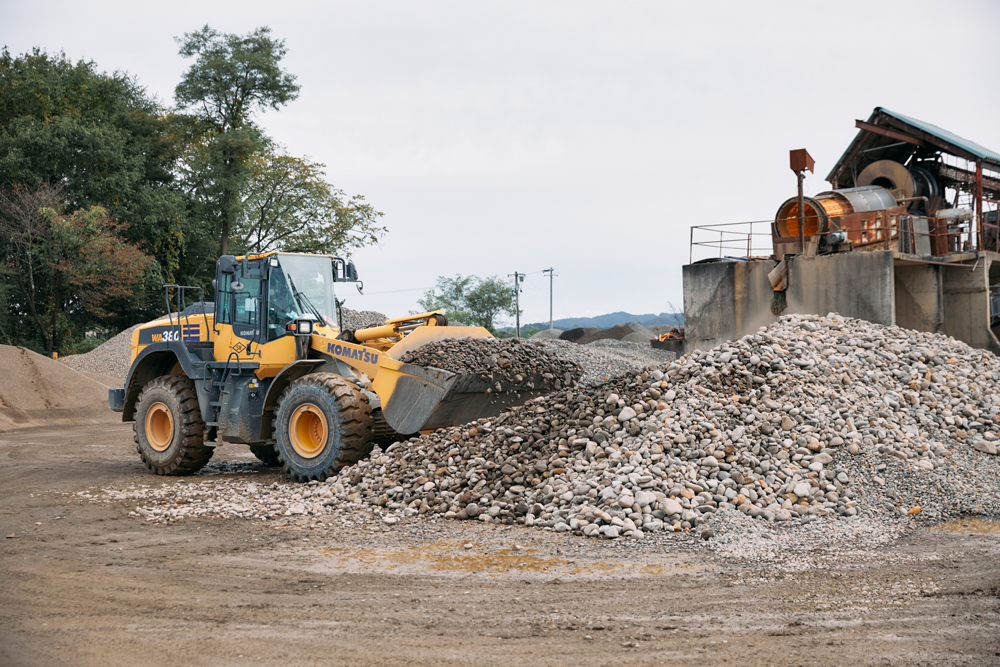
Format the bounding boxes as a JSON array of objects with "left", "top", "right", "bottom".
[
  {"left": 249, "top": 444, "right": 281, "bottom": 466},
  {"left": 134, "top": 375, "right": 212, "bottom": 475},
  {"left": 273, "top": 373, "right": 373, "bottom": 482}
]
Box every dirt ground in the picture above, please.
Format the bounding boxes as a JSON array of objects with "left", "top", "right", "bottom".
[{"left": 1, "top": 422, "right": 998, "bottom": 667}]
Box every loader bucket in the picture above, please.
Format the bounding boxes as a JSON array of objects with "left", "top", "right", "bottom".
[
  {"left": 375, "top": 361, "right": 555, "bottom": 434},
  {"left": 373, "top": 325, "right": 556, "bottom": 435}
]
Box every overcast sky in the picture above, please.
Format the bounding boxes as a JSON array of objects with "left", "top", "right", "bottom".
[{"left": 4, "top": 1, "right": 1000, "bottom": 326}]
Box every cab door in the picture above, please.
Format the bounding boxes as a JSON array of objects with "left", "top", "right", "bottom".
[{"left": 214, "top": 258, "right": 297, "bottom": 378}]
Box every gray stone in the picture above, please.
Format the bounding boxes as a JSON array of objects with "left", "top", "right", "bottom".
[{"left": 972, "top": 440, "right": 998, "bottom": 455}]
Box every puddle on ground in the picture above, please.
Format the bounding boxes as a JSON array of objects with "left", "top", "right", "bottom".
[
  {"left": 933, "top": 517, "right": 1000, "bottom": 534},
  {"left": 284, "top": 541, "right": 706, "bottom": 580}
]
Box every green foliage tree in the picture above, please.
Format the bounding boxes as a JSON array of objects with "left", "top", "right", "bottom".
[
  {"left": 174, "top": 25, "right": 300, "bottom": 256},
  {"left": 233, "top": 144, "right": 385, "bottom": 255},
  {"left": 418, "top": 274, "right": 516, "bottom": 334},
  {"left": 0, "top": 34, "right": 383, "bottom": 352},
  {"left": 0, "top": 184, "right": 152, "bottom": 355},
  {"left": 0, "top": 47, "right": 195, "bottom": 323}
]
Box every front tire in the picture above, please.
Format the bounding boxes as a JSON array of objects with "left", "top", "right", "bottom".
[
  {"left": 134, "top": 375, "right": 213, "bottom": 475},
  {"left": 273, "top": 373, "right": 373, "bottom": 482}
]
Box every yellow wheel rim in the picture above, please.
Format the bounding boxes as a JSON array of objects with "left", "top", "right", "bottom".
[
  {"left": 289, "top": 404, "right": 328, "bottom": 459},
  {"left": 145, "top": 402, "right": 174, "bottom": 452}
]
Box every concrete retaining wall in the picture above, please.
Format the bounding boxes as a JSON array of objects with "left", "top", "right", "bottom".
[
  {"left": 681, "top": 251, "right": 1000, "bottom": 355},
  {"left": 785, "top": 252, "right": 896, "bottom": 327},
  {"left": 683, "top": 252, "right": 897, "bottom": 352},
  {"left": 682, "top": 260, "right": 777, "bottom": 352}
]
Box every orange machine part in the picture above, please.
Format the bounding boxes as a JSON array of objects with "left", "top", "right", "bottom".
[{"left": 778, "top": 197, "right": 846, "bottom": 238}]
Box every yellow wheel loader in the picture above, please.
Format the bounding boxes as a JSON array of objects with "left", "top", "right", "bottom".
[{"left": 109, "top": 252, "right": 551, "bottom": 482}]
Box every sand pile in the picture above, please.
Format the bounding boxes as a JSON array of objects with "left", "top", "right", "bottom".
[{"left": 0, "top": 345, "right": 118, "bottom": 431}]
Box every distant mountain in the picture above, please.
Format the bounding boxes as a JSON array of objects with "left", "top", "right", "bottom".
[{"left": 518, "top": 311, "right": 683, "bottom": 331}]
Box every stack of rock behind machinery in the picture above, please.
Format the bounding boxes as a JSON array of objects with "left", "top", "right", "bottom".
[{"left": 331, "top": 313, "right": 1000, "bottom": 539}]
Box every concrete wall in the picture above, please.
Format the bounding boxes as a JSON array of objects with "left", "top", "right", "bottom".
[
  {"left": 683, "top": 250, "right": 1000, "bottom": 354},
  {"left": 683, "top": 252, "right": 896, "bottom": 352},
  {"left": 941, "top": 256, "right": 1000, "bottom": 354},
  {"left": 682, "top": 260, "right": 777, "bottom": 352},
  {"left": 785, "top": 252, "right": 896, "bottom": 326},
  {"left": 894, "top": 264, "right": 942, "bottom": 333}
]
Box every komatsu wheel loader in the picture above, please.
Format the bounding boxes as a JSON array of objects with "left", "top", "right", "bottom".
[{"left": 109, "top": 252, "right": 551, "bottom": 482}]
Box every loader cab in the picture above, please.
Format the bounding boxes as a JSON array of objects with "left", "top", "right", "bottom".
[{"left": 213, "top": 252, "right": 342, "bottom": 377}]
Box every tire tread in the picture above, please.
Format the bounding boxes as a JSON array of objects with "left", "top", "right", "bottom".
[
  {"left": 134, "top": 375, "right": 212, "bottom": 475},
  {"left": 273, "top": 373, "right": 373, "bottom": 482}
]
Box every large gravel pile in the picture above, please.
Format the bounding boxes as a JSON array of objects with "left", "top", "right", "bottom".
[
  {"left": 95, "top": 314, "right": 1000, "bottom": 552},
  {"left": 60, "top": 324, "right": 142, "bottom": 382},
  {"left": 331, "top": 312, "right": 1000, "bottom": 538},
  {"left": 399, "top": 338, "right": 582, "bottom": 390}
]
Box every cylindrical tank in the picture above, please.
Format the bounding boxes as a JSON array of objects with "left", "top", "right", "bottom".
[{"left": 774, "top": 186, "right": 898, "bottom": 238}]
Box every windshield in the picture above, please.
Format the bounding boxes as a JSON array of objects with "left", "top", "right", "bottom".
[{"left": 272, "top": 254, "right": 338, "bottom": 329}]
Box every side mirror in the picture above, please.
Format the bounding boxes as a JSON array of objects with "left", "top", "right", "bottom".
[
  {"left": 218, "top": 255, "right": 237, "bottom": 275},
  {"left": 211, "top": 279, "right": 218, "bottom": 292},
  {"left": 347, "top": 261, "right": 359, "bottom": 282},
  {"left": 231, "top": 257, "right": 248, "bottom": 291}
]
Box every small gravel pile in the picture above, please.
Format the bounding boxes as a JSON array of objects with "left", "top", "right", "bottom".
[
  {"left": 530, "top": 329, "right": 563, "bottom": 340},
  {"left": 340, "top": 308, "right": 387, "bottom": 331},
  {"left": 399, "top": 338, "right": 582, "bottom": 391},
  {"left": 60, "top": 324, "right": 142, "bottom": 382},
  {"left": 577, "top": 322, "right": 653, "bottom": 345},
  {"left": 533, "top": 339, "right": 676, "bottom": 385},
  {"left": 560, "top": 328, "right": 598, "bottom": 342}
]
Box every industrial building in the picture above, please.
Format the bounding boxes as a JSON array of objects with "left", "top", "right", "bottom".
[{"left": 683, "top": 107, "right": 1000, "bottom": 354}]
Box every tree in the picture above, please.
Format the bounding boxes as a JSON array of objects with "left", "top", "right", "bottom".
[
  {"left": 233, "top": 145, "right": 385, "bottom": 255},
  {"left": 174, "top": 25, "right": 300, "bottom": 255},
  {"left": 0, "top": 184, "right": 152, "bottom": 355},
  {"left": 0, "top": 47, "right": 200, "bottom": 325},
  {"left": 418, "top": 275, "right": 476, "bottom": 324},
  {"left": 418, "top": 274, "right": 516, "bottom": 334}
]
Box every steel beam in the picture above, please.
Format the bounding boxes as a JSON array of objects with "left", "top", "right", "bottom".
[{"left": 854, "top": 120, "right": 924, "bottom": 147}]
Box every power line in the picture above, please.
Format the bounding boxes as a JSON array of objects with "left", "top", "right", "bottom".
[{"left": 362, "top": 286, "right": 432, "bottom": 295}]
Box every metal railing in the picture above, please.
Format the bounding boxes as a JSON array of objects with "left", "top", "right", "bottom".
[
  {"left": 163, "top": 284, "right": 212, "bottom": 343},
  {"left": 688, "top": 220, "right": 776, "bottom": 264},
  {"left": 689, "top": 212, "right": 999, "bottom": 264}
]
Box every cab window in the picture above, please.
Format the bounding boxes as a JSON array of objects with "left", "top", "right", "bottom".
[
  {"left": 217, "top": 275, "right": 232, "bottom": 324},
  {"left": 267, "top": 266, "right": 297, "bottom": 341},
  {"left": 233, "top": 278, "right": 262, "bottom": 327}
]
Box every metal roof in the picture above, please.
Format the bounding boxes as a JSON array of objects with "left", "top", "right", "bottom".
[
  {"left": 827, "top": 107, "right": 1000, "bottom": 187},
  {"left": 878, "top": 108, "right": 1000, "bottom": 165}
]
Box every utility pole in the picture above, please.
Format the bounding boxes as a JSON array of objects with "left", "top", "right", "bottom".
[
  {"left": 508, "top": 271, "right": 524, "bottom": 338},
  {"left": 542, "top": 268, "right": 556, "bottom": 330}
]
